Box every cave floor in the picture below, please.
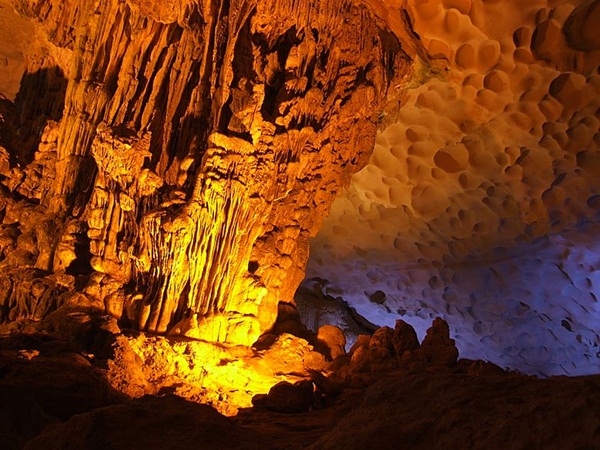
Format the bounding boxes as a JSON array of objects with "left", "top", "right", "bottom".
[{"left": 1, "top": 332, "right": 599, "bottom": 450}]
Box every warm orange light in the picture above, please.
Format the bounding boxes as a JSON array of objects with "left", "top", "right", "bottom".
[{"left": 107, "top": 332, "right": 326, "bottom": 416}]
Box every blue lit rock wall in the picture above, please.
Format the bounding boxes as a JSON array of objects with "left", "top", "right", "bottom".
[{"left": 305, "top": 0, "right": 600, "bottom": 376}]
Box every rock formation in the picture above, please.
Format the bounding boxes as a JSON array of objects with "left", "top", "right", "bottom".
[
  {"left": 0, "top": 0, "right": 425, "bottom": 345},
  {"left": 2, "top": 318, "right": 599, "bottom": 448},
  {"left": 1, "top": 0, "right": 600, "bottom": 437},
  {"left": 305, "top": 0, "right": 600, "bottom": 376},
  {"left": 1, "top": 0, "right": 600, "bottom": 447}
]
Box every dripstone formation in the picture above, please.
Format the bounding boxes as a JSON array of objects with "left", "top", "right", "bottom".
[
  {"left": 1, "top": 1, "right": 600, "bottom": 448},
  {"left": 0, "top": 0, "right": 424, "bottom": 344}
]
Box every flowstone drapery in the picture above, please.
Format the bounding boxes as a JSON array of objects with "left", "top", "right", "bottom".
[{"left": 0, "top": 0, "right": 422, "bottom": 344}]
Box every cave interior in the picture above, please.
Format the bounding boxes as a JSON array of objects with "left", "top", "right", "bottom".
[{"left": 0, "top": 0, "right": 599, "bottom": 448}]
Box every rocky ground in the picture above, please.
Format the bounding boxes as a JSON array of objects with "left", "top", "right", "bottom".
[{"left": 1, "top": 314, "right": 599, "bottom": 450}]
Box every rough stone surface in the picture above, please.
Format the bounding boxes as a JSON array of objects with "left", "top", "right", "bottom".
[
  {"left": 0, "top": 0, "right": 419, "bottom": 346},
  {"left": 24, "top": 395, "right": 259, "bottom": 450},
  {"left": 252, "top": 380, "right": 315, "bottom": 414},
  {"left": 316, "top": 324, "right": 346, "bottom": 360},
  {"left": 3, "top": 321, "right": 599, "bottom": 449},
  {"left": 420, "top": 317, "right": 459, "bottom": 368},
  {"left": 0, "top": 333, "right": 124, "bottom": 448},
  {"left": 368, "top": 326, "right": 395, "bottom": 353},
  {"left": 306, "top": 0, "right": 600, "bottom": 376},
  {"left": 392, "top": 319, "right": 420, "bottom": 357},
  {"left": 0, "top": 1, "right": 599, "bottom": 447},
  {"left": 341, "top": 318, "right": 458, "bottom": 376},
  {"left": 105, "top": 331, "right": 327, "bottom": 416},
  {"left": 307, "top": 373, "right": 600, "bottom": 450}
]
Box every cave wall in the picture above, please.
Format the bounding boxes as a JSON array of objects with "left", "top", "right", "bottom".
[
  {"left": 306, "top": 0, "right": 600, "bottom": 375},
  {"left": 0, "top": 0, "right": 423, "bottom": 344}
]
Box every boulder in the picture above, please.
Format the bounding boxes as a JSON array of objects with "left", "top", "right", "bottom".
[
  {"left": 252, "top": 380, "right": 315, "bottom": 413},
  {"left": 350, "top": 346, "right": 396, "bottom": 373},
  {"left": 348, "top": 334, "right": 371, "bottom": 356},
  {"left": 368, "top": 326, "right": 394, "bottom": 354},
  {"left": 392, "top": 320, "right": 420, "bottom": 357},
  {"left": 420, "top": 318, "right": 458, "bottom": 368},
  {"left": 316, "top": 324, "right": 346, "bottom": 360}
]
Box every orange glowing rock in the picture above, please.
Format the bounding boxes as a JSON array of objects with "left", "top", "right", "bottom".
[
  {"left": 0, "top": 0, "right": 423, "bottom": 345},
  {"left": 106, "top": 331, "right": 326, "bottom": 416}
]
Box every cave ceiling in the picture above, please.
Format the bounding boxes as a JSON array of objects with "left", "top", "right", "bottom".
[{"left": 305, "top": 0, "right": 600, "bottom": 376}]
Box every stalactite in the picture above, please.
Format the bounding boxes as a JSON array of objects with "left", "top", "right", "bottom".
[{"left": 0, "top": 0, "right": 420, "bottom": 344}]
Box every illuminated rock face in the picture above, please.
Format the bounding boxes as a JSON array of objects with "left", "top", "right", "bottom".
[
  {"left": 307, "top": 0, "right": 600, "bottom": 375},
  {"left": 1, "top": 0, "right": 600, "bottom": 375},
  {"left": 0, "top": 0, "right": 418, "bottom": 344}
]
